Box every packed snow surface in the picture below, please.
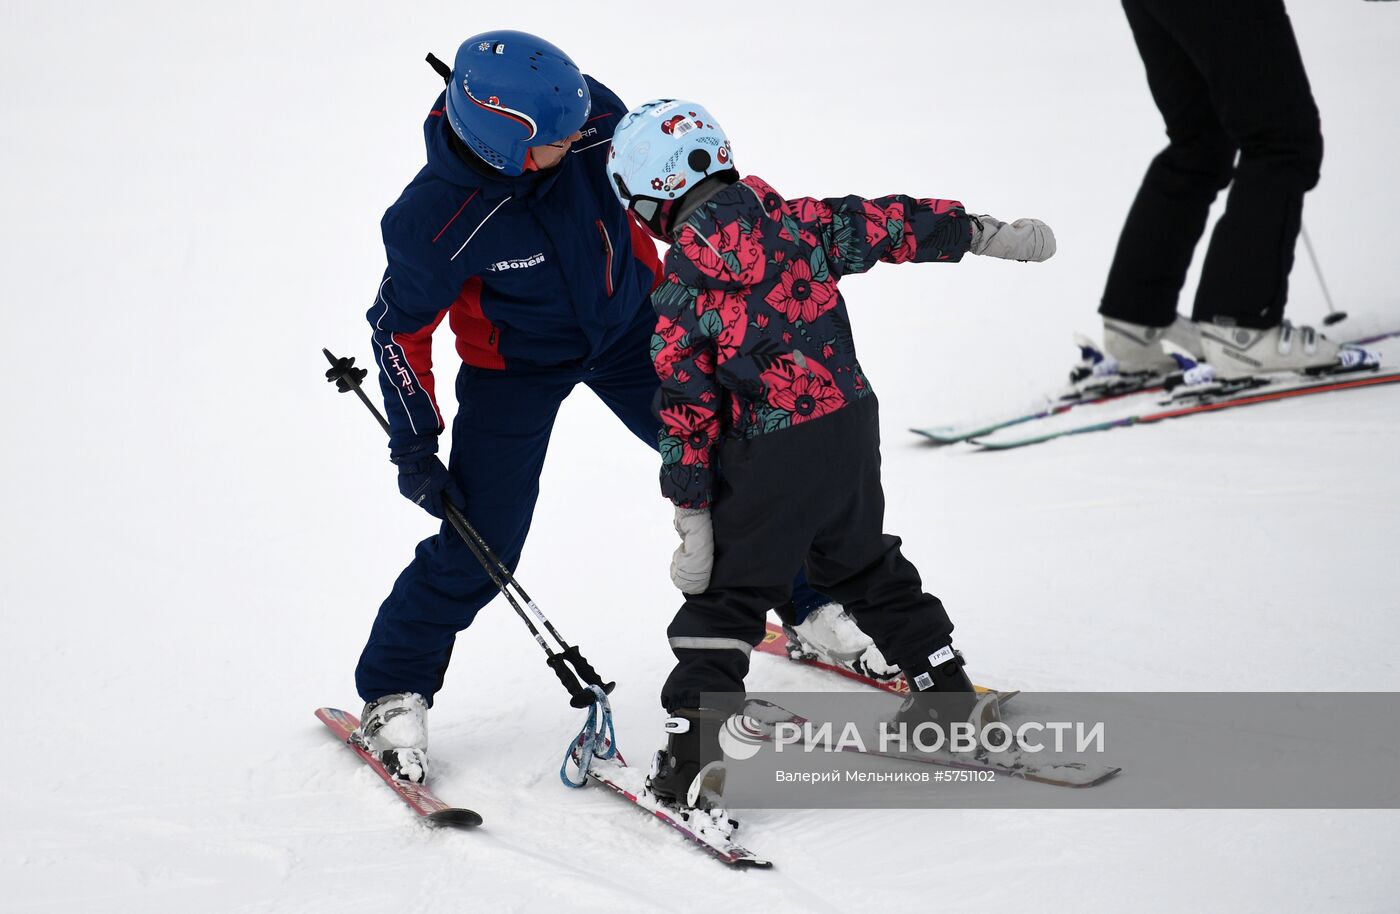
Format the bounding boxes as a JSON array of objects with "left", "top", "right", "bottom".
[{"left": 3, "top": 1, "right": 1398, "bottom": 911}]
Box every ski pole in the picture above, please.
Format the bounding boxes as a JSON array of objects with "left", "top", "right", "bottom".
[
  {"left": 1299, "top": 223, "right": 1347, "bottom": 327},
  {"left": 323, "top": 348, "right": 615, "bottom": 708}
]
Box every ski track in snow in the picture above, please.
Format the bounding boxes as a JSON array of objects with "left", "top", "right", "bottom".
[{"left": 4, "top": 1, "right": 1400, "bottom": 911}]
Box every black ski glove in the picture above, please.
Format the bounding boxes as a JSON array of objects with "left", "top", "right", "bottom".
[{"left": 391, "top": 441, "right": 464, "bottom": 520}]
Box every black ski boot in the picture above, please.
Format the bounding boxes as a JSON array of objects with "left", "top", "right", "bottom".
[
  {"left": 896, "top": 644, "right": 999, "bottom": 732},
  {"left": 647, "top": 708, "right": 730, "bottom": 809},
  {"left": 904, "top": 644, "right": 975, "bottom": 695}
]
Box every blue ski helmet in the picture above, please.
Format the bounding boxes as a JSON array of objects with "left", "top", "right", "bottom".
[
  {"left": 607, "top": 99, "right": 736, "bottom": 239},
  {"left": 445, "top": 30, "right": 590, "bottom": 176}
]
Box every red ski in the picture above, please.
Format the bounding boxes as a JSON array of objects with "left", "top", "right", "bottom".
[
  {"left": 315, "top": 707, "right": 482, "bottom": 828},
  {"left": 756, "top": 622, "right": 1018, "bottom": 704},
  {"left": 972, "top": 369, "right": 1400, "bottom": 450}
]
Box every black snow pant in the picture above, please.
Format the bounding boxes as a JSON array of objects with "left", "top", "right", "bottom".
[
  {"left": 1100, "top": 0, "right": 1323, "bottom": 330},
  {"left": 660, "top": 396, "right": 956, "bottom": 713}
]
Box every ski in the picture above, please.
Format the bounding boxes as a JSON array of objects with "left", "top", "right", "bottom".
[
  {"left": 855, "top": 740, "right": 1121, "bottom": 788},
  {"left": 970, "top": 368, "right": 1400, "bottom": 451},
  {"left": 582, "top": 755, "right": 772, "bottom": 868},
  {"left": 315, "top": 707, "right": 483, "bottom": 828},
  {"left": 911, "top": 373, "right": 1167, "bottom": 444},
  {"left": 912, "top": 326, "right": 1400, "bottom": 445},
  {"left": 757, "top": 622, "right": 1019, "bottom": 705},
  {"left": 741, "top": 702, "right": 1120, "bottom": 789}
]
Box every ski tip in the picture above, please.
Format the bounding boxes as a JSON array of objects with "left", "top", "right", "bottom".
[
  {"left": 427, "top": 807, "right": 484, "bottom": 828},
  {"left": 1061, "top": 766, "right": 1123, "bottom": 788},
  {"left": 315, "top": 707, "right": 358, "bottom": 729},
  {"left": 1087, "top": 766, "right": 1123, "bottom": 787},
  {"left": 987, "top": 688, "right": 1021, "bottom": 706},
  {"left": 732, "top": 856, "right": 773, "bottom": 869},
  {"left": 910, "top": 427, "right": 959, "bottom": 444}
]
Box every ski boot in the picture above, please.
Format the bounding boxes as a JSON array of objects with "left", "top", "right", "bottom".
[
  {"left": 779, "top": 602, "right": 900, "bottom": 682},
  {"left": 353, "top": 692, "right": 430, "bottom": 784},
  {"left": 1198, "top": 318, "right": 1369, "bottom": 380},
  {"left": 894, "top": 645, "right": 1000, "bottom": 736},
  {"left": 648, "top": 708, "right": 731, "bottom": 810},
  {"left": 1101, "top": 314, "right": 1204, "bottom": 375}
]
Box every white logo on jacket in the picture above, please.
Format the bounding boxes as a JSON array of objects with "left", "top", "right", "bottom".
[{"left": 487, "top": 252, "right": 547, "bottom": 272}]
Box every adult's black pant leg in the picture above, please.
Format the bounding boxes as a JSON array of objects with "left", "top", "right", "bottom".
[
  {"left": 1164, "top": 0, "right": 1323, "bottom": 327},
  {"left": 1101, "top": 0, "right": 1236, "bottom": 327}
]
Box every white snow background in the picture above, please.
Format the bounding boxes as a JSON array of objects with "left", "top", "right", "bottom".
[{"left": 3, "top": 1, "right": 1399, "bottom": 911}]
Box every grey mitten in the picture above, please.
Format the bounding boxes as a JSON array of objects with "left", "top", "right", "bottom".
[
  {"left": 669, "top": 507, "right": 714, "bottom": 594},
  {"left": 969, "top": 215, "right": 1056, "bottom": 262}
]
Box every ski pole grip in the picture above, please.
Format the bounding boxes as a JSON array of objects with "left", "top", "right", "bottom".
[
  {"left": 546, "top": 653, "right": 591, "bottom": 707},
  {"left": 323, "top": 347, "right": 392, "bottom": 432},
  {"left": 560, "top": 645, "right": 615, "bottom": 696}
]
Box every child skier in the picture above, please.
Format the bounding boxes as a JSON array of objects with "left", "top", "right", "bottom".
[{"left": 606, "top": 99, "right": 1056, "bottom": 806}]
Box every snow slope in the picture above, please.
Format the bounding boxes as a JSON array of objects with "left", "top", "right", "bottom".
[{"left": 3, "top": 1, "right": 1398, "bottom": 911}]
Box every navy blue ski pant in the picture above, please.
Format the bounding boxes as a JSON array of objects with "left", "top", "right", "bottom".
[{"left": 356, "top": 318, "right": 829, "bottom": 704}]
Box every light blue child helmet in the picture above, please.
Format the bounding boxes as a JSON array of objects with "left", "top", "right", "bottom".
[
  {"left": 607, "top": 99, "right": 736, "bottom": 239},
  {"left": 445, "top": 30, "right": 590, "bottom": 176}
]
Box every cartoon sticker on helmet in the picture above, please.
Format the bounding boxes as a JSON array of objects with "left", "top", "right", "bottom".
[
  {"left": 717, "top": 141, "right": 731, "bottom": 165},
  {"left": 649, "top": 174, "right": 688, "bottom": 194}
]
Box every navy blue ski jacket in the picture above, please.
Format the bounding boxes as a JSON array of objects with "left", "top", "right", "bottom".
[{"left": 368, "top": 77, "right": 663, "bottom": 450}]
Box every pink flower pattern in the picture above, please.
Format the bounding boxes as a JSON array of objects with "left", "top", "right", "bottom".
[
  {"left": 696, "top": 288, "right": 748, "bottom": 361},
  {"left": 761, "top": 356, "right": 846, "bottom": 424},
  {"left": 764, "top": 257, "right": 837, "bottom": 325}
]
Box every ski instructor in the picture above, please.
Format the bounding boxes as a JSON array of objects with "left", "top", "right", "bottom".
[{"left": 351, "top": 31, "right": 853, "bottom": 782}]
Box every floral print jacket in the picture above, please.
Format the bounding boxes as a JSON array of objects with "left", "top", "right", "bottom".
[{"left": 652, "top": 175, "right": 971, "bottom": 508}]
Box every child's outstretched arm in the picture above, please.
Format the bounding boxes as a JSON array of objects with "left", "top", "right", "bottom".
[
  {"left": 801, "top": 192, "right": 973, "bottom": 276},
  {"left": 781, "top": 190, "right": 1054, "bottom": 276}
]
